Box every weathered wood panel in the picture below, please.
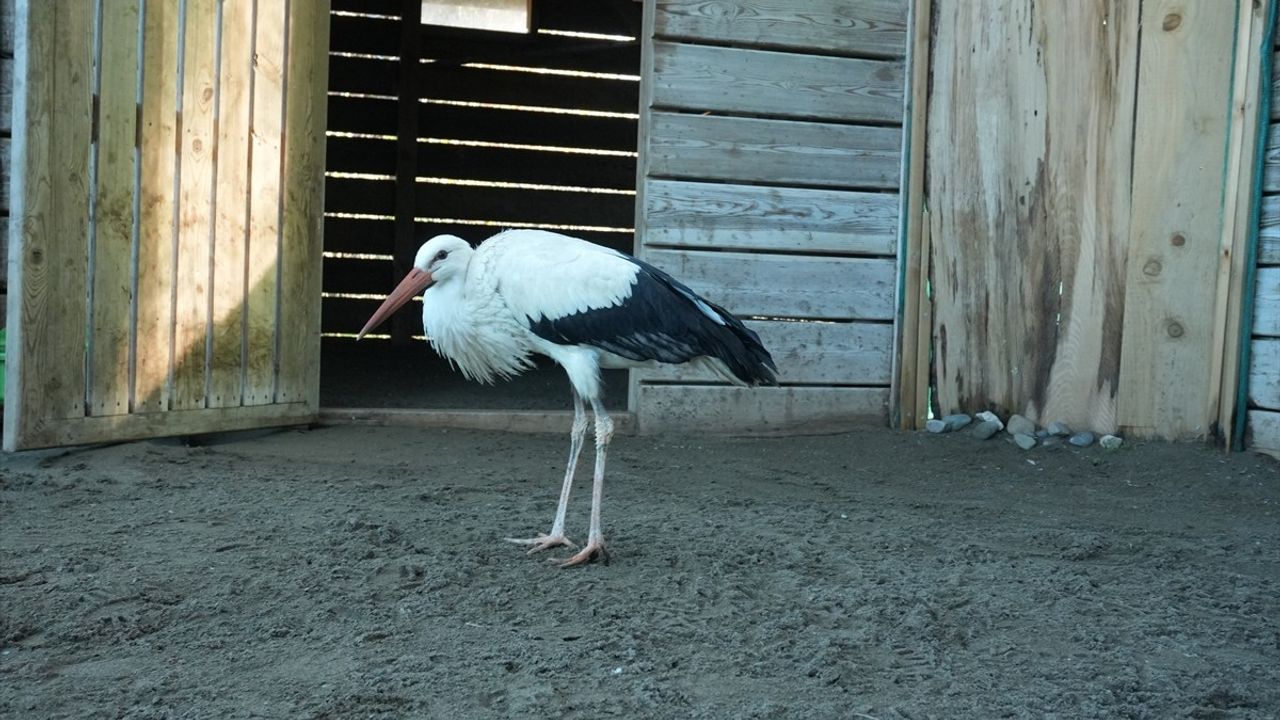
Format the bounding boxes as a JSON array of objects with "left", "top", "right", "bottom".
[
  {"left": 642, "top": 178, "right": 897, "bottom": 255},
  {"left": 0, "top": 50, "right": 10, "bottom": 132},
  {"left": 647, "top": 112, "right": 901, "bottom": 189},
  {"left": 1273, "top": 51, "right": 1280, "bottom": 121},
  {"left": 90, "top": 0, "right": 141, "bottom": 417},
  {"left": 276, "top": 0, "right": 330, "bottom": 405},
  {"left": 1245, "top": 409, "right": 1280, "bottom": 458},
  {"left": 645, "top": 249, "right": 896, "bottom": 321},
  {"left": 653, "top": 0, "right": 908, "bottom": 57},
  {"left": 1261, "top": 195, "right": 1280, "bottom": 265},
  {"left": 929, "top": 0, "right": 1138, "bottom": 432},
  {"left": 1254, "top": 266, "right": 1280, "bottom": 336},
  {"left": 134, "top": 0, "right": 180, "bottom": 414},
  {"left": 1118, "top": 0, "right": 1239, "bottom": 438},
  {"left": 4, "top": 1, "right": 94, "bottom": 448},
  {"left": 650, "top": 41, "right": 904, "bottom": 123},
  {"left": 1249, "top": 338, "right": 1280, "bottom": 409},
  {"left": 245, "top": 0, "right": 288, "bottom": 405},
  {"left": 637, "top": 385, "right": 888, "bottom": 434},
  {"left": 1265, "top": 123, "right": 1280, "bottom": 192},
  {"left": 15, "top": 402, "right": 315, "bottom": 450},
  {"left": 173, "top": 0, "right": 218, "bottom": 409},
  {"left": 208, "top": 0, "right": 254, "bottom": 408},
  {"left": 639, "top": 320, "right": 893, "bottom": 384}
]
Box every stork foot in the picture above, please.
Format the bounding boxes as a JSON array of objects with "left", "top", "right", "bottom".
[
  {"left": 505, "top": 533, "right": 575, "bottom": 554},
  {"left": 555, "top": 539, "right": 608, "bottom": 567}
]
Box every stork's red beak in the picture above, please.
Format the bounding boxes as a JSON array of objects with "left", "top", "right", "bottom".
[{"left": 356, "top": 268, "right": 434, "bottom": 340}]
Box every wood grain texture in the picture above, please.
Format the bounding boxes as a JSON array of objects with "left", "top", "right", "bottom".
[
  {"left": 244, "top": 0, "right": 286, "bottom": 406},
  {"left": 650, "top": 41, "right": 904, "bottom": 123},
  {"left": 1266, "top": 123, "right": 1280, "bottom": 192},
  {"left": 134, "top": 0, "right": 180, "bottom": 414},
  {"left": 0, "top": 53, "right": 10, "bottom": 132},
  {"left": 173, "top": 0, "right": 218, "bottom": 409},
  {"left": 1272, "top": 51, "right": 1279, "bottom": 121},
  {"left": 1254, "top": 266, "right": 1280, "bottom": 336},
  {"left": 14, "top": 402, "right": 314, "bottom": 450},
  {"left": 0, "top": 0, "right": 12, "bottom": 55},
  {"left": 1249, "top": 338, "right": 1280, "bottom": 409},
  {"left": 276, "top": 0, "right": 329, "bottom": 406},
  {"left": 636, "top": 385, "right": 888, "bottom": 434},
  {"left": 653, "top": 0, "right": 908, "bottom": 58},
  {"left": 89, "top": 0, "right": 142, "bottom": 417},
  {"left": 4, "top": 0, "right": 94, "bottom": 450},
  {"left": 929, "top": 0, "right": 1138, "bottom": 432},
  {"left": 207, "top": 0, "right": 255, "bottom": 408},
  {"left": 646, "top": 111, "right": 901, "bottom": 190},
  {"left": 1261, "top": 195, "right": 1280, "bottom": 265},
  {"left": 1118, "top": 0, "right": 1238, "bottom": 438},
  {"left": 637, "top": 320, "right": 893, "bottom": 384},
  {"left": 1245, "top": 409, "right": 1280, "bottom": 458},
  {"left": 644, "top": 249, "right": 896, "bottom": 321},
  {"left": 642, "top": 178, "right": 897, "bottom": 255}
]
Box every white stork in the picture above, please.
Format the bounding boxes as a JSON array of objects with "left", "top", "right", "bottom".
[{"left": 357, "top": 229, "right": 777, "bottom": 566}]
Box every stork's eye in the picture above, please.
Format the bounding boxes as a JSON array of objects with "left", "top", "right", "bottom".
[{"left": 434, "top": 250, "right": 448, "bottom": 262}]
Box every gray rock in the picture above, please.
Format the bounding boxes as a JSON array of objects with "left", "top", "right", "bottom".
[
  {"left": 1007, "top": 414, "right": 1037, "bottom": 437},
  {"left": 942, "top": 413, "right": 972, "bottom": 432},
  {"left": 975, "top": 411, "right": 1004, "bottom": 430},
  {"left": 1047, "top": 421, "right": 1072, "bottom": 437},
  {"left": 1035, "top": 429, "right": 1050, "bottom": 439},
  {"left": 971, "top": 419, "right": 1002, "bottom": 440},
  {"left": 926, "top": 419, "right": 947, "bottom": 434},
  {"left": 1068, "top": 431, "right": 1095, "bottom": 447},
  {"left": 1099, "top": 434, "right": 1123, "bottom": 450},
  {"left": 1013, "top": 433, "right": 1037, "bottom": 450}
]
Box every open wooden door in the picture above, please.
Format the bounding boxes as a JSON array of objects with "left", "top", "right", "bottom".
[{"left": 3, "top": 0, "right": 329, "bottom": 450}]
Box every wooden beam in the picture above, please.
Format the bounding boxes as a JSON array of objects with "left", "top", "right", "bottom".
[
  {"left": 392, "top": 0, "right": 422, "bottom": 344},
  {"left": 319, "top": 407, "right": 637, "bottom": 435},
  {"left": 895, "top": 0, "right": 930, "bottom": 429},
  {"left": 653, "top": 0, "right": 908, "bottom": 58}
]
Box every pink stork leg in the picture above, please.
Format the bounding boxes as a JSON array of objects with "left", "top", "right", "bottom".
[
  {"left": 505, "top": 390, "right": 586, "bottom": 553},
  {"left": 557, "top": 397, "right": 612, "bottom": 566}
]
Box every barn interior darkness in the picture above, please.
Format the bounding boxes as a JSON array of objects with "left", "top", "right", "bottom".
[{"left": 320, "top": 0, "right": 642, "bottom": 410}]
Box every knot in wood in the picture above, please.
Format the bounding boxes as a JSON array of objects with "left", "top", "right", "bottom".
[
  {"left": 1166, "top": 320, "right": 1185, "bottom": 339},
  {"left": 1171, "top": 233, "right": 1186, "bottom": 247},
  {"left": 1143, "top": 259, "right": 1162, "bottom": 277},
  {"left": 1162, "top": 13, "right": 1182, "bottom": 31}
]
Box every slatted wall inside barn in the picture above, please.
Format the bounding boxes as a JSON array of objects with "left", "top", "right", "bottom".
[
  {"left": 1250, "top": 30, "right": 1280, "bottom": 456},
  {"left": 632, "top": 0, "right": 908, "bottom": 432},
  {"left": 1, "top": 0, "right": 13, "bottom": 298},
  {"left": 323, "top": 0, "right": 641, "bottom": 342}
]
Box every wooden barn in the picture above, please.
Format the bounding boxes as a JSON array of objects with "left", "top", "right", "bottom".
[{"left": 1, "top": 0, "right": 1278, "bottom": 457}]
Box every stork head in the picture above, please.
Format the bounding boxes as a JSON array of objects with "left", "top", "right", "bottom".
[{"left": 356, "top": 235, "right": 474, "bottom": 340}]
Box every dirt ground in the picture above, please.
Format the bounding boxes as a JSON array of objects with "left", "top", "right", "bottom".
[{"left": 2, "top": 422, "right": 1278, "bottom": 719}]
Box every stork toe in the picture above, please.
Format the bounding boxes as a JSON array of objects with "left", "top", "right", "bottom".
[
  {"left": 505, "top": 533, "right": 576, "bottom": 554},
  {"left": 555, "top": 540, "right": 608, "bottom": 567}
]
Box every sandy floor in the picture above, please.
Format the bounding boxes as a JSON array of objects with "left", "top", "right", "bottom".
[{"left": 2, "top": 423, "right": 1278, "bottom": 719}]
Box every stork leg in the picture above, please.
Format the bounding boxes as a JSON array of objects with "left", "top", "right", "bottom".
[
  {"left": 505, "top": 390, "right": 587, "bottom": 553},
  {"left": 558, "top": 397, "right": 612, "bottom": 567}
]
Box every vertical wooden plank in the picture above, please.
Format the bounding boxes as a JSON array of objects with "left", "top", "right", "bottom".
[
  {"left": 629, "top": 0, "right": 657, "bottom": 424},
  {"left": 276, "top": 0, "right": 329, "bottom": 405},
  {"left": 5, "top": 0, "right": 94, "bottom": 449},
  {"left": 208, "top": 0, "right": 253, "bottom": 407},
  {"left": 928, "top": 0, "right": 1138, "bottom": 432},
  {"left": 173, "top": 0, "right": 218, "bottom": 409},
  {"left": 89, "top": 0, "right": 141, "bottom": 417},
  {"left": 894, "top": 0, "right": 930, "bottom": 430},
  {"left": 1117, "top": 0, "right": 1238, "bottom": 438},
  {"left": 244, "top": 0, "right": 286, "bottom": 405},
  {"left": 391, "top": 0, "right": 420, "bottom": 344},
  {"left": 134, "top": 0, "right": 180, "bottom": 413},
  {"left": 1216, "top": 0, "right": 1270, "bottom": 446}
]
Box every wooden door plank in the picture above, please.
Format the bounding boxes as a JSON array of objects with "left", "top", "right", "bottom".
[
  {"left": 1261, "top": 195, "right": 1280, "bottom": 265},
  {"left": 642, "top": 178, "right": 898, "bottom": 255},
  {"left": 4, "top": 0, "right": 94, "bottom": 450},
  {"left": 636, "top": 385, "right": 888, "bottom": 434},
  {"left": 637, "top": 319, "right": 893, "bottom": 385},
  {"left": 650, "top": 41, "right": 904, "bottom": 123},
  {"left": 1117, "top": 0, "right": 1238, "bottom": 437},
  {"left": 647, "top": 112, "right": 901, "bottom": 190},
  {"left": 16, "top": 401, "right": 314, "bottom": 449},
  {"left": 209, "top": 0, "right": 253, "bottom": 408},
  {"left": 134, "top": 0, "right": 180, "bottom": 414},
  {"left": 173, "top": 0, "right": 218, "bottom": 409},
  {"left": 90, "top": 0, "right": 142, "bottom": 418},
  {"left": 1249, "top": 338, "right": 1280, "bottom": 409},
  {"left": 644, "top": 249, "right": 896, "bottom": 321},
  {"left": 244, "top": 0, "right": 287, "bottom": 406},
  {"left": 276, "top": 0, "right": 329, "bottom": 405},
  {"left": 928, "top": 0, "right": 1138, "bottom": 433},
  {"left": 1264, "top": 123, "right": 1279, "bottom": 192},
  {"left": 654, "top": 0, "right": 907, "bottom": 57},
  {"left": 1246, "top": 409, "right": 1280, "bottom": 458}
]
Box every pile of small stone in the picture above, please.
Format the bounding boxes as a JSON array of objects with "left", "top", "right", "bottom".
[{"left": 925, "top": 411, "right": 1123, "bottom": 451}]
